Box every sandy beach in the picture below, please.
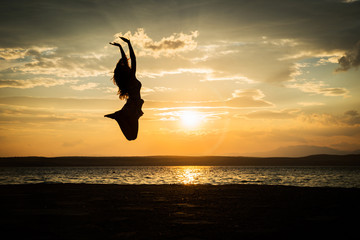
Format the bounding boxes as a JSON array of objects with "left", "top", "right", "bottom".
[{"left": 1, "top": 184, "right": 359, "bottom": 240}]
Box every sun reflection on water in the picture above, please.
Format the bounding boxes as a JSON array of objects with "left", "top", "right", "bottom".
[{"left": 176, "top": 166, "right": 203, "bottom": 184}]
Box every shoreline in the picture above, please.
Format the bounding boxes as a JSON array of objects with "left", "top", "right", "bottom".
[{"left": 2, "top": 183, "right": 360, "bottom": 239}]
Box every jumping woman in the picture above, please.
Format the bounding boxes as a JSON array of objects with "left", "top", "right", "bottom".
[{"left": 105, "top": 37, "right": 144, "bottom": 140}]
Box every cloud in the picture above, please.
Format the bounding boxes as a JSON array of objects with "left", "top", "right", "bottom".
[
  {"left": 301, "top": 110, "right": 360, "bottom": 126},
  {"left": 0, "top": 78, "right": 77, "bottom": 89},
  {"left": 144, "top": 89, "right": 273, "bottom": 109},
  {"left": 0, "top": 104, "right": 51, "bottom": 116},
  {"left": 286, "top": 80, "right": 349, "bottom": 97},
  {"left": 261, "top": 37, "right": 299, "bottom": 47},
  {"left": 193, "top": 39, "right": 302, "bottom": 83},
  {"left": 0, "top": 96, "right": 117, "bottom": 111},
  {"left": 0, "top": 48, "right": 27, "bottom": 60},
  {"left": 319, "top": 87, "right": 349, "bottom": 97},
  {"left": 336, "top": 41, "right": 360, "bottom": 71},
  {"left": 1, "top": 0, "right": 359, "bottom": 54},
  {"left": 143, "top": 89, "right": 273, "bottom": 110},
  {"left": 343, "top": 110, "right": 360, "bottom": 125},
  {"left": 191, "top": 40, "right": 245, "bottom": 63},
  {"left": 1, "top": 115, "right": 76, "bottom": 123},
  {"left": 244, "top": 109, "right": 300, "bottom": 119},
  {"left": 140, "top": 86, "right": 174, "bottom": 97},
  {"left": 226, "top": 89, "right": 273, "bottom": 107},
  {"left": 1, "top": 44, "right": 115, "bottom": 81},
  {"left": 200, "top": 75, "right": 253, "bottom": 83},
  {"left": 279, "top": 50, "right": 343, "bottom": 62},
  {"left": 138, "top": 68, "right": 213, "bottom": 79},
  {"left": 0, "top": 47, "right": 57, "bottom": 61},
  {"left": 19, "top": 48, "right": 110, "bottom": 77},
  {"left": 298, "top": 102, "right": 325, "bottom": 107},
  {"left": 155, "top": 110, "right": 226, "bottom": 122},
  {"left": 139, "top": 67, "right": 253, "bottom": 84},
  {"left": 2, "top": 0, "right": 359, "bottom": 85},
  {"left": 114, "top": 28, "right": 198, "bottom": 57},
  {"left": 0, "top": 46, "right": 111, "bottom": 81},
  {"left": 0, "top": 104, "right": 78, "bottom": 123},
  {"left": 71, "top": 82, "right": 99, "bottom": 91}
]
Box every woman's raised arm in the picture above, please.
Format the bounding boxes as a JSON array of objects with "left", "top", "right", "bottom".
[
  {"left": 109, "top": 42, "right": 127, "bottom": 60},
  {"left": 121, "top": 37, "right": 136, "bottom": 74}
]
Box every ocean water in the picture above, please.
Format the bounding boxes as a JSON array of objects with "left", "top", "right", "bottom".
[{"left": 1, "top": 166, "right": 360, "bottom": 188}]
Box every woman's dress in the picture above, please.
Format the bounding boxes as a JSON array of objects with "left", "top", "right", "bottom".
[{"left": 121, "top": 77, "right": 143, "bottom": 119}]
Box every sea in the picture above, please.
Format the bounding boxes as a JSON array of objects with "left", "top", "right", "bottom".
[{"left": 1, "top": 166, "right": 360, "bottom": 188}]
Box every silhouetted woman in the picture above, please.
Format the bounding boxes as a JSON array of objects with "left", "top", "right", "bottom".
[{"left": 105, "top": 37, "right": 144, "bottom": 140}]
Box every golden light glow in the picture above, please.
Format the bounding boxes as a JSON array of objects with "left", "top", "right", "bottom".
[
  {"left": 2, "top": 2, "right": 359, "bottom": 158},
  {"left": 177, "top": 167, "right": 202, "bottom": 184},
  {"left": 180, "top": 111, "right": 202, "bottom": 128}
]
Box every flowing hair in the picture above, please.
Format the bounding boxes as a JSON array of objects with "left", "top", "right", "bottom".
[{"left": 112, "top": 57, "right": 131, "bottom": 99}]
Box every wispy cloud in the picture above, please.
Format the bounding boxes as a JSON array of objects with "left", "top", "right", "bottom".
[
  {"left": 200, "top": 75, "right": 253, "bottom": 83},
  {"left": 0, "top": 97, "right": 116, "bottom": 110},
  {"left": 138, "top": 68, "right": 213, "bottom": 79},
  {"left": 0, "top": 48, "right": 27, "bottom": 60},
  {"left": 191, "top": 41, "right": 245, "bottom": 63},
  {"left": 71, "top": 82, "right": 99, "bottom": 91},
  {"left": 0, "top": 47, "right": 56, "bottom": 60},
  {"left": 226, "top": 89, "right": 273, "bottom": 107},
  {"left": 261, "top": 37, "right": 299, "bottom": 47},
  {"left": 0, "top": 78, "right": 77, "bottom": 89},
  {"left": 243, "top": 109, "right": 300, "bottom": 119},
  {"left": 155, "top": 110, "right": 227, "bottom": 122},
  {"left": 21, "top": 51, "right": 109, "bottom": 77},
  {"left": 286, "top": 80, "right": 349, "bottom": 97},
  {"left": 0, "top": 104, "right": 80, "bottom": 123},
  {"left": 139, "top": 67, "right": 253, "bottom": 84},
  {"left": 278, "top": 50, "right": 344, "bottom": 62},
  {"left": 0, "top": 46, "right": 111, "bottom": 79},
  {"left": 301, "top": 110, "right": 360, "bottom": 126},
  {"left": 143, "top": 88, "right": 273, "bottom": 110},
  {"left": 298, "top": 102, "right": 325, "bottom": 107}
]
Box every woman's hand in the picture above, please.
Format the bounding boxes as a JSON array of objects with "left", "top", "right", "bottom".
[
  {"left": 109, "top": 42, "right": 121, "bottom": 47},
  {"left": 120, "top": 37, "right": 130, "bottom": 43}
]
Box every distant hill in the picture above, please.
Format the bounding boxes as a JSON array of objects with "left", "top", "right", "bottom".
[
  {"left": 246, "top": 145, "right": 360, "bottom": 157},
  {"left": 0, "top": 154, "right": 359, "bottom": 167}
]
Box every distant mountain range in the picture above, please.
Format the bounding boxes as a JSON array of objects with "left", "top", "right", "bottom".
[
  {"left": 1, "top": 154, "right": 359, "bottom": 167},
  {"left": 246, "top": 145, "right": 360, "bottom": 157}
]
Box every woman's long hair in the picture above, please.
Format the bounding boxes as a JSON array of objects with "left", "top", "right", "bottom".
[{"left": 112, "top": 57, "right": 131, "bottom": 99}]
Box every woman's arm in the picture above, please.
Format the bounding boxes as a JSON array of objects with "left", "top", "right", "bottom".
[
  {"left": 121, "top": 37, "right": 136, "bottom": 74},
  {"left": 109, "top": 42, "right": 127, "bottom": 60}
]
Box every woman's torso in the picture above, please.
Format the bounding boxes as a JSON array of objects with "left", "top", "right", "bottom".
[{"left": 127, "top": 77, "right": 142, "bottom": 100}]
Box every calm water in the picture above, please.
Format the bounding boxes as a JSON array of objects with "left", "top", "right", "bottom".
[{"left": 1, "top": 166, "right": 360, "bottom": 188}]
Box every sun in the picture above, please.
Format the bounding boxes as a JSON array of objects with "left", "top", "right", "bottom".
[{"left": 180, "top": 111, "right": 201, "bottom": 128}]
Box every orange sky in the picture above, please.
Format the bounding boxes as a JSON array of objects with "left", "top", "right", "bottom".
[{"left": 1, "top": 0, "right": 360, "bottom": 157}]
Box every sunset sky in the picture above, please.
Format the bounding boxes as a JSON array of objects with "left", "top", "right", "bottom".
[{"left": 1, "top": 0, "right": 360, "bottom": 157}]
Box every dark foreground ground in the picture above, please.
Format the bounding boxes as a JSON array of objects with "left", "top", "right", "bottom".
[{"left": 1, "top": 184, "right": 360, "bottom": 240}]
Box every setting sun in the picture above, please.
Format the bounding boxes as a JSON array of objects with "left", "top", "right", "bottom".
[{"left": 180, "top": 111, "right": 202, "bottom": 128}]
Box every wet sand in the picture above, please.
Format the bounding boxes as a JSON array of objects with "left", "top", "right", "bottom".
[{"left": 1, "top": 184, "right": 360, "bottom": 240}]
